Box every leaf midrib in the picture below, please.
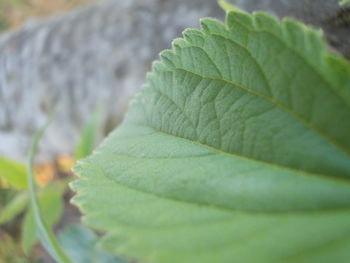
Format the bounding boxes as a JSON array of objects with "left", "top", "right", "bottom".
[
  {"left": 113, "top": 123, "right": 350, "bottom": 186},
  {"left": 93, "top": 155, "right": 350, "bottom": 215}
]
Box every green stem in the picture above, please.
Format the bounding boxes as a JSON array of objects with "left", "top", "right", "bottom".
[{"left": 27, "top": 111, "right": 74, "bottom": 263}]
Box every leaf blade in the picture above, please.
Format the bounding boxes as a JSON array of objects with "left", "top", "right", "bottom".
[
  {"left": 0, "top": 157, "right": 27, "bottom": 189},
  {"left": 72, "top": 10, "right": 350, "bottom": 263},
  {"left": 0, "top": 191, "right": 28, "bottom": 225},
  {"left": 75, "top": 104, "right": 103, "bottom": 160}
]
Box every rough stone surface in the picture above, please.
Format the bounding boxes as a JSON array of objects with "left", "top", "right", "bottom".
[
  {"left": 0, "top": 0, "right": 347, "bottom": 161},
  {"left": 0, "top": 0, "right": 223, "bottom": 161}
]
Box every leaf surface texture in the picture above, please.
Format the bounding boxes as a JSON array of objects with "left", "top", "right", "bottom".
[{"left": 72, "top": 10, "right": 350, "bottom": 263}]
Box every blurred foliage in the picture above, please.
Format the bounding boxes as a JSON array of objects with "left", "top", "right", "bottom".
[
  {"left": 0, "top": 14, "right": 8, "bottom": 31},
  {"left": 22, "top": 182, "right": 66, "bottom": 255},
  {"left": 0, "top": 0, "right": 96, "bottom": 32},
  {"left": 0, "top": 104, "right": 104, "bottom": 262},
  {"left": 218, "top": 0, "right": 239, "bottom": 12},
  {"left": 0, "top": 1, "right": 110, "bottom": 262},
  {"left": 58, "top": 225, "right": 128, "bottom": 263},
  {"left": 0, "top": 232, "right": 34, "bottom": 263},
  {"left": 75, "top": 104, "right": 103, "bottom": 160},
  {"left": 0, "top": 191, "right": 28, "bottom": 225},
  {"left": 0, "top": 157, "right": 27, "bottom": 189},
  {"left": 340, "top": 0, "right": 350, "bottom": 5},
  {"left": 57, "top": 155, "right": 76, "bottom": 174},
  {"left": 0, "top": 156, "right": 74, "bottom": 262}
]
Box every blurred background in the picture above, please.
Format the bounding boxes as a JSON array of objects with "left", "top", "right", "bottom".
[
  {"left": 0, "top": 0, "right": 96, "bottom": 32},
  {"left": 0, "top": 0, "right": 348, "bottom": 262}
]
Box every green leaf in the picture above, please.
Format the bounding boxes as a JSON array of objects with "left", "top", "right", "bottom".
[
  {"left": 218, "top": 0, "right": 239, "bottom": 12},
  {"left": 58, "top": 224, "right": 128, "bottom": 263},
  {"left": 0, "top": 191, "right": 29, "bottom": 225},
  {"left": 71, "top": 10, "right": 350, "bottom": 263},
  {"left": 339, "top": 0, "right": 350, "bottom": 5},
  {"left": 75, "top": 104, "right": 103, "bottom": 160},
  {"left": 22, "top": 184, "right": 64, "bottom": 255},
  {"left": 0, "top": 157, "right": 27, "bottom": 189}
]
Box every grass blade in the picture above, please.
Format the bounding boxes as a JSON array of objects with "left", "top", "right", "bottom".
[{"left": 27, "top": 111, "right": 74, "bottom": 263}]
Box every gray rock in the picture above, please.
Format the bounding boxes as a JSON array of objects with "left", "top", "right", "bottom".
[
  {"left": 0, "top": 0, "right": 223, "bottom": 161},
  {"left": 0, "top": 0, "right": 347, "bottom": 162}
]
